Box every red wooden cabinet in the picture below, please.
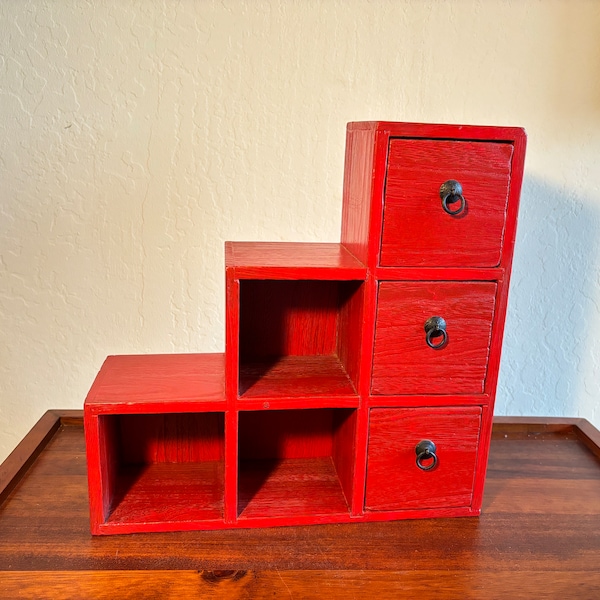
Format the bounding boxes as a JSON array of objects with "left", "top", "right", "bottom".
[{"left": 84, "top": 122, "right": 526, "bottom": 534}]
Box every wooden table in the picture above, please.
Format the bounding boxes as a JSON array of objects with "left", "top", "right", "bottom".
[{"left": 1, "top": 412, "right": 600, "bottom": 598}]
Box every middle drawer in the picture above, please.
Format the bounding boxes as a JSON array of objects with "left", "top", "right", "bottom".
[{"left": 371, "top": 281, "right": 497, "bottom": 395}]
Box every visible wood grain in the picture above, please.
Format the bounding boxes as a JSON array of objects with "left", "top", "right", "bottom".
[
  {"left": 1, "top": 418, "right": 600, "bottom": 585},
  {"left": 347, "top": 121, "right": 527, "bottom": 142},
  {"left": 106, "top": 462, "right": 224, "bottom": 528},
  {"left": 332, "top": 407, "right": 356, "bottom": 510},
  {"left": 340, "top": 125, "right": 376, "bottom": 265},
  {"left": 238, "top": 409, "right": 336, "bottom": 460},
  {"left": 80, "top": 121, "right": 527, "bottom": 536},
  {"left": 336, "top": 277, "right": 365, "bottom": 394},
  {"left": 225, "top": 241, "right": 366, "bottom": 279},
  {"left": 371, "top": 282, "right": 497, "bottom": 394},
  {"left": 2, "top": 569, "right": 599, "bottom": 600},
  {"left": 238, "top": 457, "right": 349, "bottom": 520},
  {"left": 116, "top": 413, "right": 225, "bottom": 463},
  {"left": 365, "top": 407, "right": 482, "bottom": 511},
  {"left": 84, "top": 353, "right": 226, "bottom": 412},
  {"left": 238, "top": 280, "right": 343, "bottom": 359},
  {"left": 91, "top": 412, "right": 225, "bottom": 533},
  {"left": 381, "top": 139, "right": 513, "bottom": 268},
  {"left": 237, "top": 409, "right": 354, "bottom": 519},
  {"left": 0, "top": 411, "right": 60, "bottom": 505},
  {"left": 238, "top": 355, "right": 358, "bottom": 400},
  {"left": 225, "top": 273, "right": 239, "bottom": 409}
]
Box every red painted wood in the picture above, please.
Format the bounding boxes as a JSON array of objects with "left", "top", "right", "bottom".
[
  {"left": 239, "top": 355, "right": 358, "bottom": 400},
  {"left": 238, "top": 409, "right": 336, "bottom": 460},
  {"left": 84, "top": 412, "right": 106, "bottom": 532},
  {"left": 115, "top": 413, "right": 224, "bottom": 463},
  {"left": 85, "top": 353, "right": 226, "bottom": 413},
  {"left": 237, "top": 280, "right": 363, "bottom": 398},
  {"left": 347, "top": 121, "right": 526, "bottom": 143},
  {"left": 89, "top": 413, "right": 226, "bottom": 529},
  {"left": 226, "top": 242, "right": 366, "bottom": 280},
  {"left": 239, "top": 280, "right": 340, "bottom": 359},
  {"left": 340, "top": 126, "right": 377, "bottom": 265},
  {"left": 371, "top": 281, "right": 497, "bottom": 395},
  {"left": 470, "top": 404, "right": 494, "bottom": 513},
  {"left": 107, "top": 462, "right": 224, "bottom": 525},
  {"left": 365, "top": 407, "right": 482, "bottom": 511},
  {"left": 374, "top": 266, "right": 503, "bottom": 281},
  {"left": 83, "top": 121, "right": 526, "bottom": 534},
  {"left": 238, "top": 458, "right": 349, "bottom": 520},
  {"left": 381, "top": 139, "right": 513, "bottom": 267},
  {"left": 237, "top": 409, "right": 354, "bottom": 519},
  {"left": 225, "top": 274, "right": 240, "bottom": 407},
  {"left": 337, "top": 278, "right": 365, "bottom": 395},
  {"left": 224, "top": 409, "right": 239, "bottom": 524},
  {"left": 332, "top": 407, "right": 357, "bottom": 508}
]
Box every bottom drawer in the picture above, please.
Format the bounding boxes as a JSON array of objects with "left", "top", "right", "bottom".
[{"left": 365, "top": 406, "right": 482, "bottom": 511}]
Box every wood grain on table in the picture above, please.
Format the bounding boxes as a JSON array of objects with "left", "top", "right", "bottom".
[{"left": 1, "top": 414, "right": 600, "bottom": 598}]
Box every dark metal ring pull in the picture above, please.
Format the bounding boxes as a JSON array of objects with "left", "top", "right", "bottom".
[
  {"left": 415, "top": 440, "right": 438, "bottom": 471},
  {"left": 424, "top": 316, "right": 447, "bottom": 349},
  {"left": 440, "top": 179, "right": 466, "bottom": 216}
]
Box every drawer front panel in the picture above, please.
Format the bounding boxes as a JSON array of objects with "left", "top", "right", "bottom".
[
  {"left": 380, "top": 139, "right": 513, "bottom": 267},
  {"left": 365, "top": 406, "right": 482, "bottom": 511},
  {"left": 371, "top": 282, "right": 497, "bottom": 395}
]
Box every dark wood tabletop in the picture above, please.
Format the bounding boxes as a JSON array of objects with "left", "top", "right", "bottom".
[{"left": 1, "top": 411, "right": 600, "bottom": 599}]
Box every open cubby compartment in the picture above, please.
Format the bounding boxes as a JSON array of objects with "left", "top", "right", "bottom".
[
  {"left": 237, "top": 279, "right": 365, "bottom": 400},
  {"left": 237, "top": 408, "right": 356, "bottom": 521},
  {"left": 97, "top": 411, "right": 225, "bottom": 527}
]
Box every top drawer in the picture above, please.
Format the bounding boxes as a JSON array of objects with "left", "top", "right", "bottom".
[{"left": 380, "top": 139, "right": 514, "bottom": 268}]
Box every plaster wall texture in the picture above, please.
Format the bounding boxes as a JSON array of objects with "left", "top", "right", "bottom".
[{"left": 1, "top": 0, "right": 600, "bottom": 463}]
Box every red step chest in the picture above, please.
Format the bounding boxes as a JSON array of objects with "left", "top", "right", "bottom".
[{"left": 84, "top": 121, "right": 527, "bottom": 534}]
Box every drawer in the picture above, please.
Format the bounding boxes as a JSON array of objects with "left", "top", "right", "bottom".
[
  {"left": 365, "top": 407, "right": 482, "bottom": 511},
  {"left": 371, "top": 282, "right": 496, "bottom": 395},
  {"left": 380, "top": 138, "right": 513, "bottom": 267}
]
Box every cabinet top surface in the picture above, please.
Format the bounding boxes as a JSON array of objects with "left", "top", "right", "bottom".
[
  {"left": 84, "top": 353, "right": 226, "bottom": 410},
  {"left": 346, "top": 121, "right": 526, "bottom": 142},
  {"left": 225, "top": 242, "right": 366, "bottom": 279}
]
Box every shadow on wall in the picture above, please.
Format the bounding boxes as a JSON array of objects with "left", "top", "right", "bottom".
[{"left": 498, "top": 174, "right": 600, "bottom": 420}]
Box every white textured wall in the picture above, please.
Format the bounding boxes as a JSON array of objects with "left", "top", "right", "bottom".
[{"left": 1, "top": 0, "right": 599, "bottom": 462}]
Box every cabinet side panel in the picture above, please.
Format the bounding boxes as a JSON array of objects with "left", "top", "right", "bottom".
[
  {"left": 332, "top": 409, "right": 357, "bottom": 509},
  {"left": 225, "top": 274, "right": 240, "bottom": 404},
  {"left": 341, "top": 126, "right": 376, "bottom": 264},
  {"left": 224, "top": 410, "right": 238, "bottom": 524},
  {"left": 97, "top": 415, "right": 120, "bottom": 523},
  {"left": 336, "top": 282, "right": 364, "bottom": 392}
]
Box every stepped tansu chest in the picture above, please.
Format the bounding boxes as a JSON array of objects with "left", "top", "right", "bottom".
[{"left": 84, "top": 122, "right": 526, "bottom": 534}]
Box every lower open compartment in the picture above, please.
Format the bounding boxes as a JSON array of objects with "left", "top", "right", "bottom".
[
  {"left": 237, "top": 408, "right": 356, "bottom": 521},
  {"left": 97, "top": 412, "right": 225, "bottom": 527}
]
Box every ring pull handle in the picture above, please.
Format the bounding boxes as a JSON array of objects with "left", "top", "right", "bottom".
[
  {"left": 415, "top": 440, "right": 438, "bottom": 471},
  {"left": 424, "top": 316, "right": 447, "bottom": 349},
  {"left": 440, "top": 179, "right": 466, "bottom": 216}
]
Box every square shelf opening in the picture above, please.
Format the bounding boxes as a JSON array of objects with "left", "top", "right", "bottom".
[
  {"left": 237, "top": 408, "right": 356, "bottom": 520},
  {"left": 98, "top": 412, "right": 225, "bottom": 526},
  {"left": 238, "top": 280, "right": 364, "bottom": 399}
]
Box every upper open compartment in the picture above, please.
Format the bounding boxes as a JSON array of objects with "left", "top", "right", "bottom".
[{"left": 226, "top": 242, "right": 366, "bottom": 404}]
